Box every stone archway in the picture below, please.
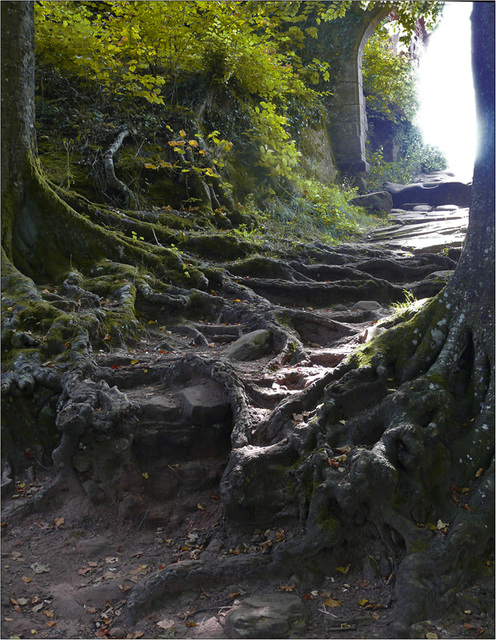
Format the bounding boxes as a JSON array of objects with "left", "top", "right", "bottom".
[{"left": 324, "top": 5, "right": 391, "bottom": 176}]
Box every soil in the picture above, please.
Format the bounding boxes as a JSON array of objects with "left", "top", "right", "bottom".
[
  {"left": 2, "top": 461, "right": 493, "bottom": 639},
  {"left": 2, "top": 199, "right": 494, "bottom": 640}
]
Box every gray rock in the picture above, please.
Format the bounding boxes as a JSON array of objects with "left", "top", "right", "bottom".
[
  {"left": 223, "top": 329, "right": 273, "bottom": 361},
  {"left": 180, "top": 382, "right": 230, "bottom": 426},
  {"left": 350, "top": 191, "right": 393, "bottom": 214},
  {"left": 76, "top": 535, "right": 110, "bottom": 557},
  {"left": 412, "top": 204, "right": 433, "bottom": 212},
  {"left": 225, "top": 594, "right": 309, "bottom": 639},
  {"left": 351, "top": 300, "right": 383, "bottom": 311},
  {"left": 384, "top": 180, "right": 471, "bottom": 208},
  {"left": 435, "top": 204, "right": 459, "bottom": 211}
]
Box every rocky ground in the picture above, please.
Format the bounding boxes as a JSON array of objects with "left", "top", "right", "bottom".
[{"left": 2, "top": 181, "right": 494, "bottom": 639}]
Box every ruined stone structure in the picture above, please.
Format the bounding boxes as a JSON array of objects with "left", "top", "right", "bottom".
[{"left": 323, "top": 5, "right": 391, "bottom": 176}]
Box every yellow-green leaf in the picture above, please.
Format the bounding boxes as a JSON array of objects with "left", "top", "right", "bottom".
[{"left": 324, "top": 598, "right": 341, "bottom": 607}]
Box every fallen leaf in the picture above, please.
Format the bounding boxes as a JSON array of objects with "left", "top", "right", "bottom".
[
  {"left": 4, "top": 617, "right": 13, "bottom": 621},
  {"left": 436, "top": 519, "right": 449, "bottom": 530},
  {"left": 156, "top": 618, "right": 175, "bottom": 630},
  {"left": 11, "top": 551, "right": 22, "bottom": 560},
  {"left": 324, "top": 598, "right": 341, "bottom": 608},
  {"left": 464, "top": 610, "right": 472, "bottom": 615},
  {"left": 131, "top": 551, "right": 143, "bottom": 558},
  {"left": 464, "top": 623, "right": 477, "bottom": 630},
  {"left": 127, "top": 632, "right": 144, "bottom": 639},
  {"left": 475, "top": 467, "right": 484, "bottom": 477},
  {"left": 355, "top": 579, "right": 370, "bottom": 587},
  {"left": 86, "top": 607, "right": 97, "bottom": 614},
  {"left": 105, "top": 557, "right": 119, "bottom": 564},
  {"left": 88, "top": 561, "right": 98, "bottom": 567},
  {"left": 425, "top": 633, "right": 438, "bottom": 639},
  {"left": 118, "top": 584, "right": 131, "bottom": 593},
  {"left": 335, "top": 565, "right": 350, "bottom": 574},
  {"left": 78, "top": 567, "right": 92, "bottom": 575},
  {"left": 43, "top": 609, "right": 55, "bottom": 618},
  {"left": 22, "top": 576, "right": 32, "bottom": 583},
  {"left": 280, "top": 583, "right": 295, "bottom": 592},
  {"left": 358, "top": 599, "right": 369, "bottom": 606},
  {"left": 31, "top": 562, "right": 51, "bottom": 574},
  {"left": 16, "top": 598, "right": 28, "bottom": 606},
  {"left": 46, "top": 621, "right": 56, "bottom": 628},
  {"left": 335, "top": 445, "right": 351, "bottom": 454},
  {"left": 197, "top": 503, "right": 205, "bottom": 511},
  {"left": 185, "top": 621, "right": 197, "bottom": 627},
  {"left": 54, "top": 517, "right": 65, "bottom": 528},
  {"left": 229, "top": 592, "right": 241, "bottom": 599},
  {"left": 130, "top": 359, "right": 139, "bottom": 365},
  {"left": 30, "top": 630, "right": 37, "bottom": 635}
]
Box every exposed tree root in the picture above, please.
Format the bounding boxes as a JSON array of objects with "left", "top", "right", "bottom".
[{"left": 2, "top": 160, "right": 492, "bottom": 633}]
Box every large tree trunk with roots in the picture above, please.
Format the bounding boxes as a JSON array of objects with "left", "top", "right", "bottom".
[{"left": 1, "top": 2, "right": 494, "bottom": 636}]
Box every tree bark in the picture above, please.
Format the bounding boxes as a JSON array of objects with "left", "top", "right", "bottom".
[{"left": 1, "top": 1, "right": 36, "bottom": 258}]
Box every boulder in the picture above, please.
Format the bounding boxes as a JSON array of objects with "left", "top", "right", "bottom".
[
  {"left": 383, "top": 181, "right": 471, "bottom": 208},
  {"left": 223, "top": 329, "right": 273, "bottom": 361},
  {"left": 350, "top": 191, "right": 393, "bottom": 214},
  {"left": 224, "top": 594, "right": 309, "bottom": 638}
]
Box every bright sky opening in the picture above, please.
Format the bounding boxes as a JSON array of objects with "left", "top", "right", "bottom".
[{"left": 416, "top": 1, "right": 476, "bottom": 182}]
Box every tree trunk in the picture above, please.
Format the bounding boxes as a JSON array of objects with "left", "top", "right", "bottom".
[{"left": 1, "top": 1, "right": 36, "bottom": 258}]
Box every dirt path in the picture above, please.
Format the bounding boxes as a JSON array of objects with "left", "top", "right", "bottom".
[{"left": 2, "top": 198, "right": 493, "bottom": 639}]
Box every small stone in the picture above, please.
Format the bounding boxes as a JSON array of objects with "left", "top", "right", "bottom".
[
  {"left": 223, "top": 329, "right": 273, "bottom": 361},
  {"left": 435, "top": 204, "right": 459, "bottom": 211},
  {"left": 225, "top": 594, "right": 308, "bottom": 638},
  {"left": 109, "top": 627, "right": 126, "bottom": 638},
  {"left": 76, "top": 535, "right": 111, "bottom": 557},
  {"left": 351, "top": 300, "right": 383, "bottom": 311}
]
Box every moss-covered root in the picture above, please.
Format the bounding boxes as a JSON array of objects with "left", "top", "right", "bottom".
[{"left": 52, "top": 374, "right": 137, "bottom": 486}]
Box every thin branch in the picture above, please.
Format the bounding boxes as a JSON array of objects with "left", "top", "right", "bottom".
[{"left": 104, "top": 129, "right": 138, "bottom": 208}]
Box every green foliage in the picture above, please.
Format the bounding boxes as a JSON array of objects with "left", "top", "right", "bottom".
[
  {"left": 34, "top": 0, "right": 446, "bottom": 235},
  {"left": 366, "top": 130, "right": 448, "bottom": 189},
  {"left": 321, "top": 1, "right": 443, "bottom": 43},
  {"left": 363, "top": 26, "right": 419, "bottom": 124},
  {"left": 245, "top": 102, "right": 302, "bottom": 178},
  {"left": 391, "top": 289, "right": 417, "bottom": 312},
  {"left": 246, "top": 177, "right": 383, "bottom": 248},
  {"left": 34, "top": 1, "right": 325, "bottom": 180}
]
